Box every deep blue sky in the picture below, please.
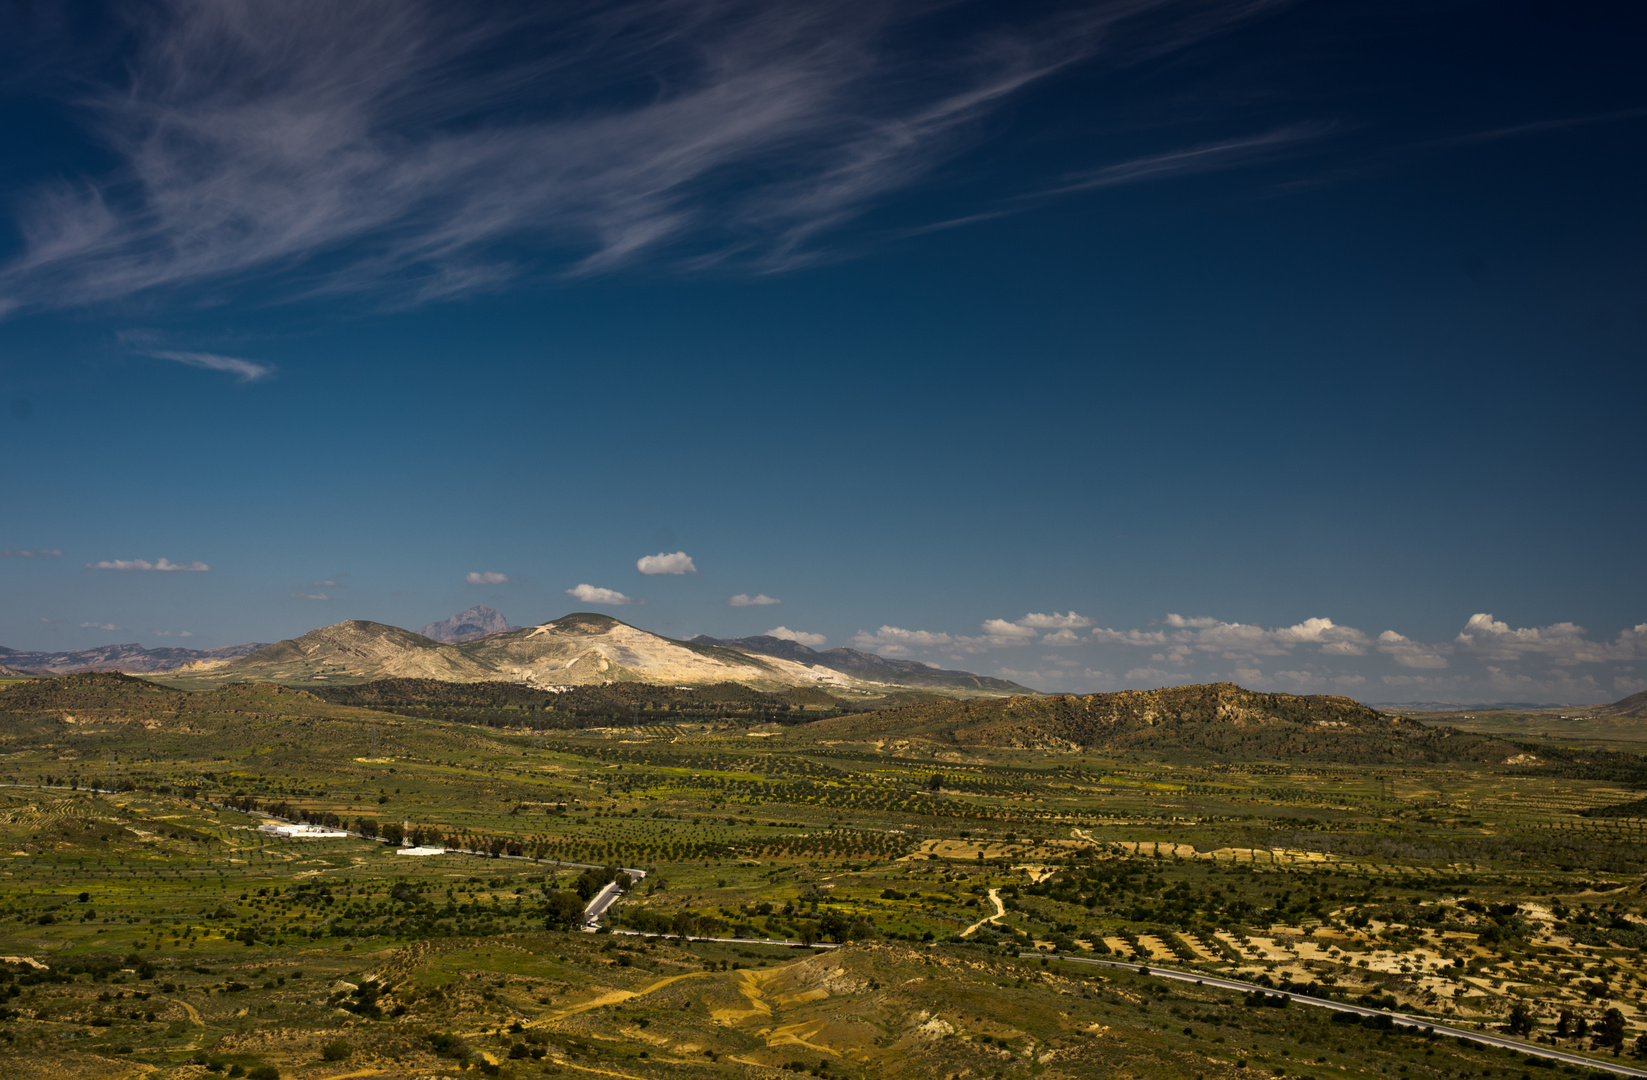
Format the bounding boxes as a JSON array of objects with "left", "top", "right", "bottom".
[{"left": 1, "top": 0, "right": 1643, "bottom": 703}]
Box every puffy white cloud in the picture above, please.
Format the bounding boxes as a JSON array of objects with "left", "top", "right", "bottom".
[
  {"left": 851, "top": 617, "right": 1045, "bottom": 655},
  {"left": 849, "top": 626, "right": 958, "bottom": 654},
  {"left": 1452, "top": 613, "right": 1647, "bottom": 665},
  {"left": 87, "top": 557, "right": 209, "bottom": 571},
  {"left": 565, "top": 583, "right": 639, "bottom": 606},
  {"left": 1093, "top": 614, "right": 1369, "bottom": 659},
  {"left": 767, "top": 626, "right": 826, "bottom": 647},
  {"left": 729, "top": 593, "right": 780, "bottom": 607},
  {"left": 79, "top": 621, "right": 122, "bottom": 631},
  {"left": 291, "top": 592, "right": 330, "bottom": 601},
  {"left": 845, "top": 608, "right": 1647, "bottom": 704},
  {"left": 637, "top": 551, "right": 696, "bottom": 575},
  {"left": 1377, "top": 630, "right": 1450, "bottom": 669},
  {"left": 1017, "top": 611, "right": 1093, "bottom": 629},
  {"left": 465, "top": 571, "right": 508, "bottom": 585},
  {"left": 1, "top": 548, "right": 63, "bottom": 558},
  {"left": 979, "top": 618, "right": 1039, "bottom": 641}
]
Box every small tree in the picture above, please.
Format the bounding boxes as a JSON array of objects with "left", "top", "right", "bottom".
[
  {"left": 1601, "top": 1008, "right": 1626, "bottom": 1050},
  {"left": 1507, "top": 1001, "right": 1534, "bottom": 1036}
]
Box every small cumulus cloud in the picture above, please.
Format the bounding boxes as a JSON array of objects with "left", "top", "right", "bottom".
[
  {"left": 566, "top": 583, "right": 639, "bottom": 606},
  {"left": 767, "top": 626, "right": 826, "bottom": 647},
  {"left": 153, "top": 629, "right": 194, "bottom": 638},
  {"left": 291, "top": 592, "right": 329, "bottom": 601},
  {"left": 637, "top": 551, "right": 696, "bottom": 575},
  {"left": 87, "top": 557, "right": 209, "bottom": 572},
  {"left": 2, "top": 548, "right": 63, "bottom": 558},
  {"left": 79, "top": 622, "right": 122, "bottom": 631},
  {"left": 729, "top": 593, "right": 780, "bottom": 607},
  {"left": 1040, "top": 628, "right": 1083, "bottom": 646},
  {"left": 311, "top": 579, "right": 339, "bottom": 587},
  {"left": 465, "top": 571, "right": 508, "bottom": 585}
]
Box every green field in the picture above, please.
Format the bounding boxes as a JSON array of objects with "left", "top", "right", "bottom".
[{"left": 5, "top": 674, "right": 1647, "bottom": 1079}]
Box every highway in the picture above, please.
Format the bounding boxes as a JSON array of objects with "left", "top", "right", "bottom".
[{"left": 1026, "top": 954, "right": 1647, "bottom": 1079}]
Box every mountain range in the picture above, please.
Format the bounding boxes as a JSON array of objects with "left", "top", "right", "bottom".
[
  {"left": 156, "top": 612, "right": 1036, "bottom": 697},
  {"left": 0, "top": 641, "right": 267, "bottom": 676}
]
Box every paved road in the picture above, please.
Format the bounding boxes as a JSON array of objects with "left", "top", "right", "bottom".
[
  {"left": 1028, "top": 954, "right": 1647, "bottom": 1079},
  {"left": 580, "top": 880, "right": 626, "bottom": 929}
]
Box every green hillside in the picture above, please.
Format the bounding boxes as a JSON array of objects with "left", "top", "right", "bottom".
[{"left": 800, "top": 682, "right": 1530, "bottom": 764}]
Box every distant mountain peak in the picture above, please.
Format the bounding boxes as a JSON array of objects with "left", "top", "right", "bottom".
[{"left": 418, "top": 605, "right": 512, "bottom": 643}]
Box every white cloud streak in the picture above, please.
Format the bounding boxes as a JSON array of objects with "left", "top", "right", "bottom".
[
  {"left": 637, "top": 551, "right": 696, "bottom": 576},
  {"left": 0, "top": 0, "right": 1287, "bottom": 314},
  {"left": 290, "top": 591, "right": 329, "bottom": 601},
  {"left": 767, "top": 626, "right": 825, "bottom": 647},
  {"left": 1, "top": 549, "right": 64, "bottom": 558},
  {"left": 79, "top": 622, "right": 122, "bottom": 631},
  {"left": 465, "top": 571, "right": 509, "bottom": 585},
  {"left": 565, "top": 583, "right": 639, "bottom": 606},
  {"left": 729, "top": 593, "right": 780, "bottom": 607},
  {"left": 86, "top": 557, "right": 209, "bottom": 571},
  {"left": 1017, "top": 611, "right": 1094, "bottom": 629},
  {"left": 136, "top": 347, "right": 274, "bottom": 382}
]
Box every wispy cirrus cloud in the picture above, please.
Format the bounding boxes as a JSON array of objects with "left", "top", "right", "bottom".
[
  {"left": 465, "top": 571, "right": 508, "bottom": 585},
  {"left": 79, "top": 621, "right": 122, "bottom": 631},
  {"left": 729, "top": 593, "right": 780, "bottom": 607},
  {"left": 566, "top": 583, "right": 639, "bottom": 606},
  {"left": 0, "top": 0, "right": 1288, "bottom": 315},
  {"left": 86, "top": 557, "right": 209, "bottom": 571},
  {"left": 137, "top": 348, "right": 274, "bottom": 383},
  {"left": 1, "top": 548, "right": 63, "bottom": 558},
  {"left": 290, "top": 592, "right": 329, "bottom": 601}
]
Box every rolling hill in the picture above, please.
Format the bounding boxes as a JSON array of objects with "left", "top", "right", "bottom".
[
  {"left": 1595, "top": 689, "right": 1647, "bottom": 719},
  {"left": 158, "top": 612, "right": 1031, "bottom": 697},
  {"left": 798, "top": 682, "right": 1529, "bottom": 764}
]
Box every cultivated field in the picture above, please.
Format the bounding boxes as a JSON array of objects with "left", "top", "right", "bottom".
[{"left": 4, "top": 675, "right": 1647, "bottom": 1079}]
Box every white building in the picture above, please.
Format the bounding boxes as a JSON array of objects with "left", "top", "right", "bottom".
[{"left": 260, "top": 822, "right": 349, "bottom": 840}]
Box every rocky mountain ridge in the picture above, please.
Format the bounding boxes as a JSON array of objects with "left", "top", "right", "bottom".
[
  {"left": 160, "top": 613, "right": 1032, "bottom": 697},
  {"left": 690, "top": 634, "right": 1032, "bottom": 695},
  {"left": 417, "top": 604, "right": 515, "bottom": 643}
]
